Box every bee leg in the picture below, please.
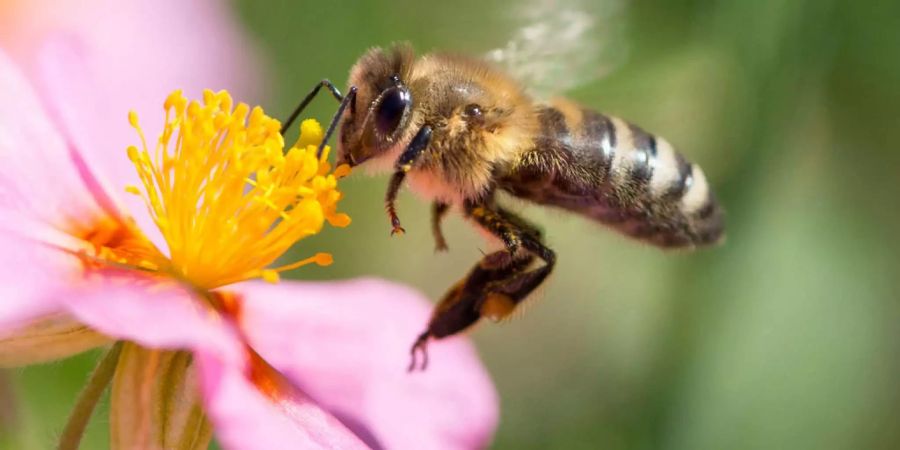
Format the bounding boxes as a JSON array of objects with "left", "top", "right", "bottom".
[
  {"left": 385, "top": 171, "right": 407, "bottom": 236},
  {"left": 465, "top": 203, "right": 524, "bottom": 254},
  {"left": 280, "top": 79, "right": 345, "bottom": 135},
  {"left": 431, "top": 201, "right": 451, "bottom": 251},
  {"left": 384, "top": 125, "right": 433, "bottom": 236},
  {"left": 463, "top": 201, "right": 556, "bottom": 321},
  {"left": 409, "top": 250, "right": 534, "bottom": 371},
  {"left": 496, "top": 205, "right": 544, "bottom": 242},
  {"left": 408, "top": 332, "right": 430, "bottom": 372},
  {"left": 483, "top": 233, "right": 556, "bottom": 315}
]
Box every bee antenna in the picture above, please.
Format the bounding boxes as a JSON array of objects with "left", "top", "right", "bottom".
[
  {"left": 317, "top": 86, "right": 357, "bottom": 159},
  {"left": 281, "top": 79, "right": 344, "bottom": 136}
]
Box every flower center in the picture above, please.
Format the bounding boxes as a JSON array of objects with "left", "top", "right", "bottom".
[
  {"left": 70, "top": 215, "right": 164, "bottom": 273},
  {"left": 125, "top": 90, "right": 350, "bottom": 289}
]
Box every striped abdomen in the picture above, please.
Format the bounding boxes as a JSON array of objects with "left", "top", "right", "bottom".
[{"left": 500, "top": 103, "right": 724, "bottom": 248}]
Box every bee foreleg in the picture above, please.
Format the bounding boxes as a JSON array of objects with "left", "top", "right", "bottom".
[
  {"left": 384, "top": 125, "right": 433, "bottom": 236},
  {"left": 431, "top": 201, "right": 450, "bottom": 251},
  {"left": 280, "top": 79, "right": 345, "bottom": 135},
  {"left": 385, "top": 171, "right": 407, "bottom": 236},
  {"left": 395, "top": 125, "right": 433, "bottom": 171}
]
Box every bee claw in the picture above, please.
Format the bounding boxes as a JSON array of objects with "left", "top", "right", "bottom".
[
  {"left": 434, "top": 235, "right": 449, "bottom": 252},
  {"left": 408, "top": 332, "right": 430, "bottom": 372},
  {"left": 391, "top": 226, "right": 406, "bottom": 236}
]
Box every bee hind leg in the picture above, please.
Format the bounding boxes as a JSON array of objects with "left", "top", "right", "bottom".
[
  {"left": 408, "top": 331, "right": 430, "bottom": 372},
  {"left": 409, "top": 201, "right": 555, "bottom": 371},
  {"left": 482, "top": 235, "right": 556, "bottom": 318},
  {"left": 408, "top": 250, "right": 534, "bottom": 372},
  {"left": 463, "top": 201, "right": 556, "bottom": 321}
]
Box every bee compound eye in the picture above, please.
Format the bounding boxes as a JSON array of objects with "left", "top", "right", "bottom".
[{"left": 375, "top": 86, "right": 411, "bottom": 137}]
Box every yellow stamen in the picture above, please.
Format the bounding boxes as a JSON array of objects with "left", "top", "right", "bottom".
[
  {"left": 127, "top": 90, "right": 350, "bottom": 289},
  {"left": 270, "top": 252, "right": 334, "bottom": 272}
]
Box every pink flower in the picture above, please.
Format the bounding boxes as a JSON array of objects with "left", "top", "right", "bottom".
[
  {"left": 0, "top": 0, "right": 265, "bottom": 242},
  {"left": 0, "top": 40, "right": 497, "bottom": 450}
]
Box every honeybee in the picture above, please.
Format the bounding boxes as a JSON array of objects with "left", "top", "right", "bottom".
[{"left": 283, "top": 38, "right": 724, "bottom": 370}]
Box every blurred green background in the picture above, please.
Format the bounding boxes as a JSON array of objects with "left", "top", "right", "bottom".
[{"left": 5, "top": 0, "right": 900, "bottom": 448}]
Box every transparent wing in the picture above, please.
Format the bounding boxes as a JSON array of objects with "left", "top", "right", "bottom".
[{"left": 484, "top": 0, "right": 628, "bottom": 98}]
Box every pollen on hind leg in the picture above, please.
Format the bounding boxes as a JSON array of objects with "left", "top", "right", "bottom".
[{"left": 480, "top": 292, "right": 516, "bottom": 322}]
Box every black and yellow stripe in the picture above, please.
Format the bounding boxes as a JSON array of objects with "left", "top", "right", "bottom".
[{"left": 502, "top": 105, "right": 724, "bottom": 248}]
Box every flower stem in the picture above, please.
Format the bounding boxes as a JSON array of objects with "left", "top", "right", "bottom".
[{"left": 58, "top": 341, "right": 124, "bottom": 450}]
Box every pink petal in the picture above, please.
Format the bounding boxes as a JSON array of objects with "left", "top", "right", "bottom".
[
  {"left": 196, "top": 351, "right": 368, "bottom": 450},
  {"left": 3, "top": 0, "right": 263, "bottom": 111},
  {"left": 229, "top": 278, "right": 499, "bottom": 450},
  {"left": 0, "top": 48, "right": 114, "bottom": 231},
  {"left": 59, "top": 273, "right": 243, "bottom": 366},
  {"left": 17, "top": 0, "right": 265, "bottom": 247},
  {"left": 0, "top": 231, "right": 109, "bottom": 365},
  {"left": 33, "top": 37, "right": 163, "bottom": 248},
  {"left": 20, "top": 260, "right": 366, "bottom": 449},
  {"left": 1, "top": 1, "right": 264, "bottom": 253},
  {"left": 0, "top": 231, "right": 75, "bottom": 334}
]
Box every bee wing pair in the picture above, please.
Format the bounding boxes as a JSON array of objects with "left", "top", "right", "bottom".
[{"left": 484, "top": 0, "right": 628, "bottom": 97}]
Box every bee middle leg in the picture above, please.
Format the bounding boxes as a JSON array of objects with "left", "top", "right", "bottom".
[{"left": 431, "top": 201, "right": 450, "bottom": 251}]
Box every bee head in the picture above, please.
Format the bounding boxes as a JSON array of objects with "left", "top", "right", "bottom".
[{"left": 338, "top": 44, "right": 417, "bottom": 168}]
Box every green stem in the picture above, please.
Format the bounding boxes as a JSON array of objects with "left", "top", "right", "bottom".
[{"left": 58, "top": 341, "right": 124, "bottom": 450}]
